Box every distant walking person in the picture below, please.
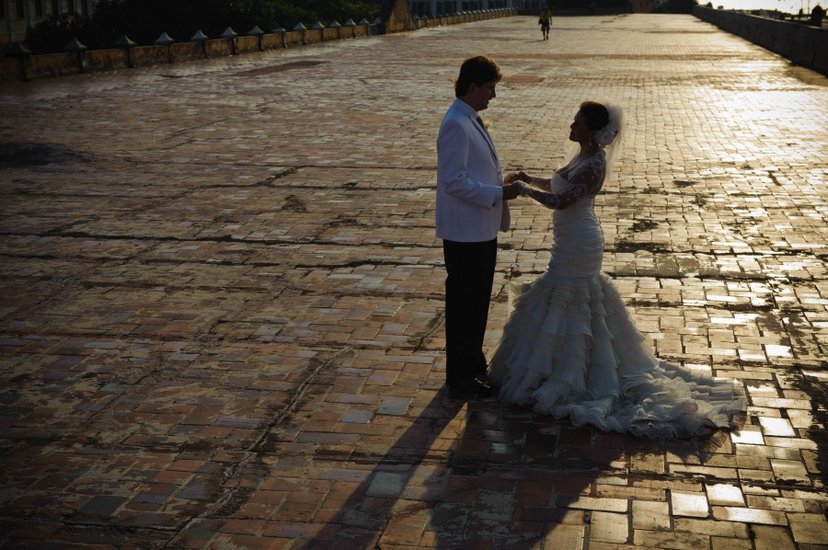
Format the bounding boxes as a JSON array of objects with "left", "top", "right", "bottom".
[
  {"left": 538, "top": 9, "right": 552, "bottom": 40},
  {"left": 810, "top": 4, "right": 825, "bottom": 26}
]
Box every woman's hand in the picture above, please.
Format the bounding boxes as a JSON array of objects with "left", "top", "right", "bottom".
[{"left": 516, "top": 181, "right": 530, "bottom": 196}]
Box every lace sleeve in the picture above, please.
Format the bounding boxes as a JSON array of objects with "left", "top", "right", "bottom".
[{"left": 520, "top": 155, "right": 606, "bottom": 210}]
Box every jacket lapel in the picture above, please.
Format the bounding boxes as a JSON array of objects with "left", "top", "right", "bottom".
[{"left": 470, "top": 115, "right": 500, "bottom": 170}]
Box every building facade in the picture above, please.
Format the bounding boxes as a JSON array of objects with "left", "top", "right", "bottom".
[
  {"left": 1, "top": 0, "right": 97, "bottom": 44},
  {"left": 407, "top": 0, "right": 545, "bottom": 17},
  {"left": 407, "top": 0, "right": 660, "bottom": 16},
  {"left": 629, "top": 0, "right": 654, "bottom": 12}
]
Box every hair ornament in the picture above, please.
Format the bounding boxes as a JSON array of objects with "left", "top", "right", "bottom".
[{"left": 594, "top": 105, "right": 622, "bottom": 147}]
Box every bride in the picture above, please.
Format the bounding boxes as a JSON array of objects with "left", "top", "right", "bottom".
[{"left": 490, "top": 101, "right": 745, "bottom": 438}]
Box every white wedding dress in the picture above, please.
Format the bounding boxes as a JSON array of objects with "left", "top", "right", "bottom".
[{"left": 489, "top": 152, "right": 745, "bottom": 438}]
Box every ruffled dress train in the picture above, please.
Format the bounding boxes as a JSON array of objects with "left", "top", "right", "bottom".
[{"left": 488, "top": 169, "right": 744, "bottom": 439}]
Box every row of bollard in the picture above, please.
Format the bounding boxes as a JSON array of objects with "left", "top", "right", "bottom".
[
  {"left": 64, "top": 18, "right": 378, "bottom": 57},
  {"left": 6, "top": 18, "right": 377, "bottom": 79},
  {"left": 3, "top": 8, "right": 517, "bottom": 81},
  {"left": 64, "top": 7, "right": 515, "bottom": 53}
]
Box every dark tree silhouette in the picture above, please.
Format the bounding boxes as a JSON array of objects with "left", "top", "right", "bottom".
[{"left": 654, "top": 0, "right": 699, "bottom": 13}]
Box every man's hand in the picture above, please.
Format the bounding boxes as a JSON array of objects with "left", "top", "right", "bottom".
[
  {"left": 504, "top": 171, "right": 528, "bottom": 185},
  {"left": 504, "top": 172, "right": 522, "bottom": 185},
  {"left": 502, "top": 182, "right": 520, "bottom": 201}
]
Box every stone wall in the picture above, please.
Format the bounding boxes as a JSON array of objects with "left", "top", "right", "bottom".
[
  {"left": 1, "top": 8, "right": 516, "bottom": 82},
  {"left": 381, "top": 0, "right": 416, "bottom": 33},
  {"left": 693, "top": 6, "right": 827, "bottom": 76}
]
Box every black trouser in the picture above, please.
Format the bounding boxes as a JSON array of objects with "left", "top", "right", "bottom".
[{"left": 442, "top": 238, "right": 497, "bottom": 384}]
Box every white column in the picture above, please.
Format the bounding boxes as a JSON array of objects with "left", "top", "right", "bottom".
[
  {"left": 25, "top": 0, "right": 32, "bottom": 29},
  {"left": 5, "top": 0, "right": 15, "bottom": 43}
]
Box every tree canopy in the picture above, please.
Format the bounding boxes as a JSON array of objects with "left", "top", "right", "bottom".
[{"left": 653, "top": 0, "right": 699, "bottom": 13}]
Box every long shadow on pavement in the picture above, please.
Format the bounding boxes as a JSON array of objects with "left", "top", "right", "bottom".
[
  {"left": 299, "top": 390, "right": 466, "bottom": 548},
  {"left": 299, "top": 383, "right": 742, "bottom": 548},
  {"left": 296, "top": 385, "right": 737, "bottom": 549},
  {"left": 792, "top": 362, "right": 828, "bottom": 488}
]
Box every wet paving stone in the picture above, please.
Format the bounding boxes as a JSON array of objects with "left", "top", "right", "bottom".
[
  {"left": 671, "top": 490, "right": 710, "bottom": 518},
  {"left": 1, "top": 11, "right": 827, "bottom": 549}
]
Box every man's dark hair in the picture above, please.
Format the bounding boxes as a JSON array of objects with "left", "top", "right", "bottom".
[{"left": 454, "top": 55, "right": 502, "bottom": 98}]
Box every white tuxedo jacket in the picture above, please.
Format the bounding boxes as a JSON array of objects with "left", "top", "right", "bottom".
[{"left": 436, "top": 99, "right": 509, "bottom": 242}]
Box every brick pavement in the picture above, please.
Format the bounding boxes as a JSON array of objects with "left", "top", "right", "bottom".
[{"left": 1, "top": 13, "right": 827, "bottom": 549}]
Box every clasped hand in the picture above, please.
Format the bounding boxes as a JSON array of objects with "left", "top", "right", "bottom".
[
  {"left": 505, "top": 171, "right": 529, "bottom": 184},
  {"left": 503, "top": 171, "right": 529, "bottom": 200}
]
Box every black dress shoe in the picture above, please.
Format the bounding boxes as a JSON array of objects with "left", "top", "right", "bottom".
[{"left": 447, "top": 377, "right": 495, "bottom": 399}]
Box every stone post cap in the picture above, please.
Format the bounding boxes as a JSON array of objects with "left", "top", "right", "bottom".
[
  {"left": 328, "top": 20, "right": 342, "bottom": 29},
  {"left": 5, "top": 42, "right": 32, "bottom": 55},
  {"left": 294, "top": 22, "right": 307, "bottom": 31},
  {"left": 155, "top": 32, "right": 175, "bottom": 45},
  {"left": 113, "top": 35, "right": 137, "bottom": 47},
  {"left": 221, "top": 27, "right": 238, "bottom": 39},
  {"left": 64, "top": 38, "right": 88, "bottom": 52},
  {"left": 344, "top": 19, "right": 356, "bottom": 26},
  {"left": 312, "top": 21, "right": 325, "bottom": 30},
  {"left": 191, "top": 29, "right": 209, "bottom": 41},
  {"left": 247, "top": 25, "right": 264, "bottom": 36}
]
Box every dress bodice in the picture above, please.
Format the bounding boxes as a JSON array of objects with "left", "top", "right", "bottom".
[
  {"left": 549, "top": 172, "right": 600, "bottom": 239},
  {"left": 515, "top": 152, "right": 606, "bottom": 277},
  {"left": 545, "top": 171, "right": 603, "bottom": 277}
]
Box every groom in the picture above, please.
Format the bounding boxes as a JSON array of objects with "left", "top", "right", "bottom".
[{"left": 436, "top": 55, "right": 519, "bottom": 399}]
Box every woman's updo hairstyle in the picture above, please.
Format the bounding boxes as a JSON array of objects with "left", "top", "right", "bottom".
[{"left": 579, "top": 101, "right": 610, "bottom": 131}]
